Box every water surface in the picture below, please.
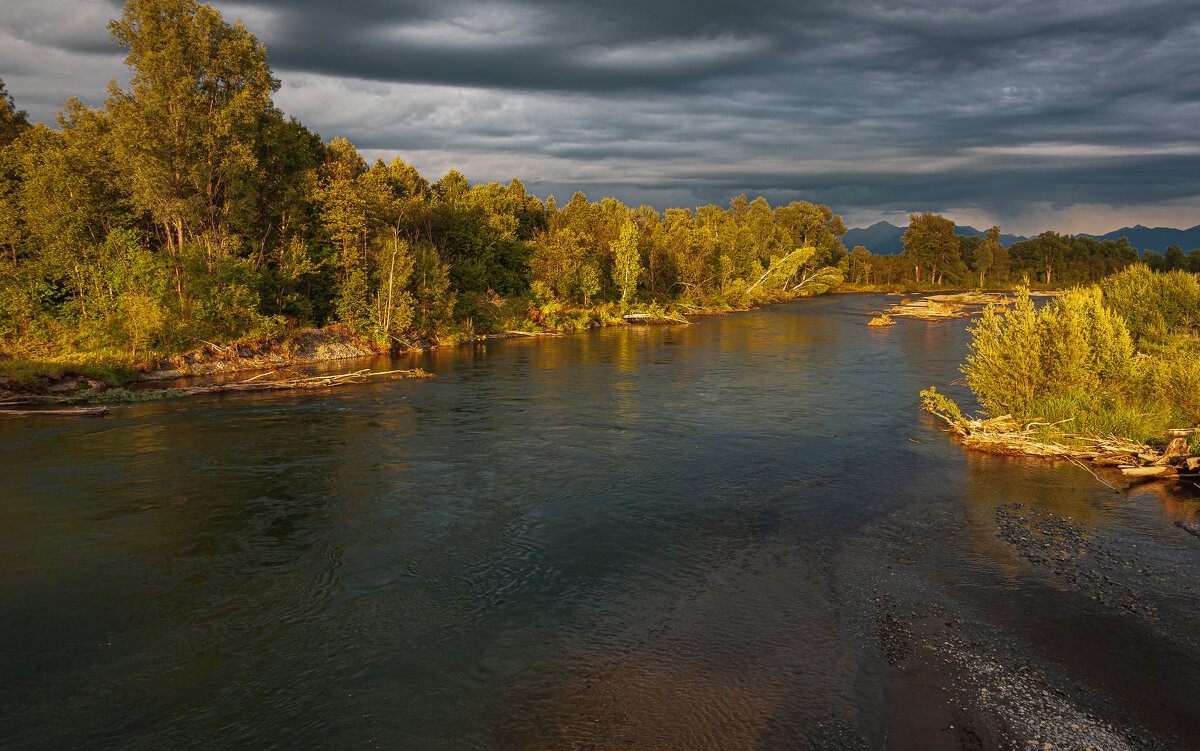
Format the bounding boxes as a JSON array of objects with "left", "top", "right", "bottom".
[{"left": 2, "top": 295, "right": 1197, "bottom": 749}]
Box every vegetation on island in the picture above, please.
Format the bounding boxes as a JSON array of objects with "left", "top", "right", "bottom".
[
  {"left": 923, "top": 264, "right": 1200, "bottom": 467},
  {"left": 0, "top": 0, "right": 852, "bottom": 384}
]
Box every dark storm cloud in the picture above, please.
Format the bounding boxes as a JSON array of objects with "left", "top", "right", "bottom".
[{"left": 2, "top": 0, "right": 1199, "bottom": 232}]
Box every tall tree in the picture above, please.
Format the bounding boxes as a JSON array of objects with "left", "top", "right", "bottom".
[
  {"left": 773, "top": 201, "right": 846, "bottom": 270},
  {"left": 106, "top": 0, "right": 279, "bottom": 262},
  {"left": 902, "top": 212, "right": 958, "bottom": 284},
  {"left": 612, "top": 219, "right": 641, "bottom": 302},
  {"left": 975, "top": 226, "right": 1002, "bottom": 287}
]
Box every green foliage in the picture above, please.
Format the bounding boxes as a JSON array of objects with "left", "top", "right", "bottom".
[
  {"left": 0, "top": 78, "right": 31, "bottom": 148},
  {"left": 1022, "top": 392, "right": 1178, "bottom": 447},
  {"left": 1143, "top": 351, "right": 1200, "bottom": 426},
  {"left": 336, "top": 267, "right": 373, "bottom": 331},
  {"left": 120, "top": 293, "right": 165, "bottom": 357},
  {"left": 962, "top": 291, "right": 1042, "bottom": 415},
  {"left": 959, "top": 269, "right": 1200, "bottom": 448},
  {"left": 0, "top": 1, "right": 858, "bottom": 373},
  {"left": 920, "top": 386, "right": 965, "bottom": 425},
  {"left": 1099, "top": 263, "right": 1200, "bottom": 345},
  {"left": 795, "top": 266, "right": 844, "bottom": 296},
  {"left": 612, "top": 220, "right": 641, "bottom": 302},
  {"left": 902, "top": 212, "right": 959, "bottom": 285},
  {"left": 107, "top": 0, "right": 278, "bottom": 250},
  {"left": 964, "top": 287, "right": 1135, "bottom": 416},
  {"left": 412, "top": 241, "right": 454, "bottom": 332}
]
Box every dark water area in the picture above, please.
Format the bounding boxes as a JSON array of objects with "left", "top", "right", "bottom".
[{"left": 2, "top": 294, "right": 1198, "bottom": 750}]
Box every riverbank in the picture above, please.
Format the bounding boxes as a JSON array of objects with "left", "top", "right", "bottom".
[
  {"left": 0, "top": 303, "right": 702, "bottom": 408},
  {"left": 920, "top": 392, "right": 1200, "bottom": 493},
  {"left": 916, "top": 267, "right": 1200, "bottom": 490},
  {"left": 1, "top": 283, "right": 1043, "bottom": 404}
]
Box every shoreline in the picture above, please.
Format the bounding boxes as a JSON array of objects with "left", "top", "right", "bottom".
[
  {"left": 0, "top": 307, "right": 706, "bottom": 410},
  {"left": 0, "top": 287, "right": 1056, "bottom": 411}
]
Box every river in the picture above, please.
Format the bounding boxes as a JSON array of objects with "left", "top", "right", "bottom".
[{"left": 2, "top": 294, "right": 1198, "bottom": 750}]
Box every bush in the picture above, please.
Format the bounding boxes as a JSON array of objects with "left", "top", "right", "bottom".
[
  {"left": 1100, "top": 263, "right": 1200, "bottom": 345},
  {"left": 1145, "top": 351, "right": 1200, "bottom": 426},
  {"left": 964, "top": 286, "right": 1134, "bottom": 417},
  {"left": 962, "top": 289, "right": 1044, "bottom": 415}
]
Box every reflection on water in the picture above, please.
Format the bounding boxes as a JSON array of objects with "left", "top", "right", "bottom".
[{"left": 1, "top": 295, "right": 1197, "bottom": 749}]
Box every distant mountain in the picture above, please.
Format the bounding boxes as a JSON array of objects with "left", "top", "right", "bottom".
[
  {"left": 843, "top": 221, "right": 1027, "bottom": 255},
  {"left": 843, "top": 221, "right": 1200, "bottom": 255},
  {"left": 842, "top": 222, "right": 906, "bottom": 254},
  {"left": 955, "top": 226, "right": 1029, "bottom": 247},
  {"left": 1077, "top": 225, "right": 1200, "bottom": 254}
]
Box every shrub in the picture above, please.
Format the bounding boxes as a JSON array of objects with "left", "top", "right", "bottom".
[
  {"left": 963, "top": 287, "right": 1134, "bottom": 417},
  {"left": 920, "top": 386, "right": 965, "bottom": 425},
  {"left": 962, "top": 289, "right": 1043, "bottom": 415},
  {"left": 1100, "top": 263, "right": 1200, "bottom": 345},
  {"left": 1145, "top": 351, "right": 1200, "bottom": 426}
]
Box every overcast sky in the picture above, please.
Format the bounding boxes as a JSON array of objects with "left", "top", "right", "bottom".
[{"left": 2, "top": 0, "right": 1199, "bottom": 234}]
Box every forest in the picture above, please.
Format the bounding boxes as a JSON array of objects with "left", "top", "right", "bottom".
[{"left": 1, "top": 0, "right": 1197, "bottom": 373}]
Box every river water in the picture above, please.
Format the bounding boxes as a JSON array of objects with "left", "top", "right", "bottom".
[{"left": 2, "top": 294, "right": 1198, "bottom": 750}]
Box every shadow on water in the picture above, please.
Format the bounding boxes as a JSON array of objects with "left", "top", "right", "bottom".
[{"left": 1, "top": 294, "right": 1198, "bottom": 749}]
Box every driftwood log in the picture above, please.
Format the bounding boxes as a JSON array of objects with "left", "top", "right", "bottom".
[{"left": 0, "top": 407, "right": 110, "bottom": 418}]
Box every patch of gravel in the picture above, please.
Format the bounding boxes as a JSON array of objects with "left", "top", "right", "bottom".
[
  {"left": 995, "top": 504, "right": 1196, "bottom": 625},
  {"left": 873, "top": 592, "right": 1166, "bottom": 750}
]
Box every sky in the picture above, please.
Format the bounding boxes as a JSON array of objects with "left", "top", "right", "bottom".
[{"left": 2, "top": 0, "right": 1199, "bottom": 235}]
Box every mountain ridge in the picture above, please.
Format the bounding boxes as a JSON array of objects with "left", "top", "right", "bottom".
[{"left": 843, "top": 221, "right": 1200, "bottom": 255}]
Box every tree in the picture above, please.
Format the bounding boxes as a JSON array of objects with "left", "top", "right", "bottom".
[
  {"left": 1164, "top": 244, "right": 1186, "bottom": 271},
  {"left": 0, "top": 78, "right": 31, "bottom": 149},
  {"left": 847, "top": 246, "right": 872, "bottom": 285},
  {"left": 975, "top": 240, "right": 995, "bottom": 287},
  {"left": 773, "top": 201, "right": 846, "bottom": 270},
  {"left": 902, "top": 212, "right": 958, "bottom": 284},
  {"left": 975, "top": 226, "right": 1002, "bottom": 288},
  {"left": 745, "top": 245, "right": 816, "bottom": 295},
  {"left": 612, "top": 219, "right": 641, "bottom": 302},
  {"left": 1033, "top": 231, "right": 1069, "bottom": 286},
  {"left": 1011, "top": 231, "right": 1069, "bottom": 285},
  {"left": 106, "top": 0, "right": 279, "bottom": 263}
]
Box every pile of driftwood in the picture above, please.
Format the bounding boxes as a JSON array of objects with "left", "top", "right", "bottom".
[
  {"left": 923, "top": 406, "right": 1200, "bottom": 486},
  {"left": 876, "top": 292, "right": 1020, "bottom": 323},
  {"left": 177, "top": 367, "right": 432, "bottom": 396},
  {"left": 886, "top": 299, "right": 971, "bottom": 320}
]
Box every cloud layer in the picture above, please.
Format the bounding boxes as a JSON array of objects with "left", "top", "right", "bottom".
[{"left": 2, "top": 0, "right": 1199, "bottom": 234}]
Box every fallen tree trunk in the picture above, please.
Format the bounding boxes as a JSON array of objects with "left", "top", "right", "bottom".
[
  {"left": 1119, "top": 465, "right": 1177, "bottom": 478},
  {"left": 0, "top": 407, "right": 110, "bottom": 417}
]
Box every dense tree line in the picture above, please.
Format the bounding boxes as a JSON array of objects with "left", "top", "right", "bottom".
[
  {"left": 0, "top": 0, "right": 847, "bottom": 362},
  {"left": 842, "top": 213, "right": 1200, "bottom": 289}
]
